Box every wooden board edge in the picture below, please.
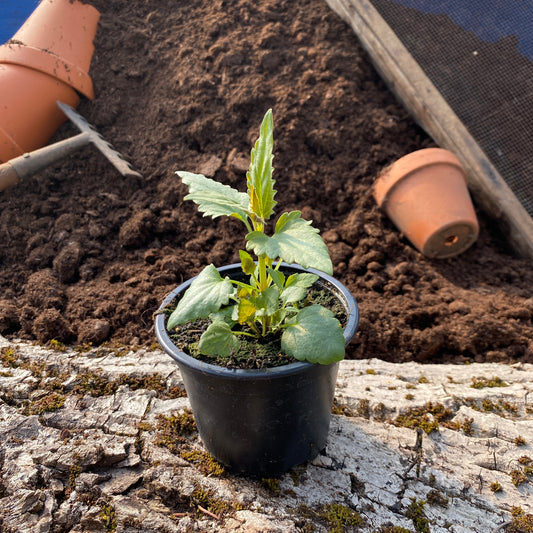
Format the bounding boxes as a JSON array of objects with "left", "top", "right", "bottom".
[{"left": 325, "top": 0, "right": 533, "bottom": 259}]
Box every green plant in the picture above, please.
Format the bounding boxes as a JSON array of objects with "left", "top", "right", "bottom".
[{"left": 167, "top": 109, "right": 344, "bottom": 365}]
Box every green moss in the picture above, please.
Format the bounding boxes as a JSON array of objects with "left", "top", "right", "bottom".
[
  {"left": 471, "top": 376, "right": 508, "bottom": 389},
  {"left": 372, "top": 526, "right": 412, "bottom": 533},
  {"left": 515, "top": 435, "right": 527, "bottom": 446},
  {"left": 490, "top": 481, "right": 503, "bottom": 493},
  {"left": 320, "top": 503, "right": 365, "bottom": 533},
  {"left": 190, "top": 486, "right": 234, "bottom": 517},
  {"left": 518, "top": 456, "right": 532, "bottom": 465},
  {"left": 0, "top": 347, "right": 19, "bottom": 368},
  {"left": 405, "top": 394, "right": 415, "bottom": 401},
  {"left": 0, "top": 371, "right": 13, "bottom": 377},
  {"left": 154, "top": 410, "right": 197, "bottom": 453},
  {"left": 366, "top": 368, "right": 376, "bottom": 375},
  {"left": 72, "top": 370, "right": 185, "bottom": 399},
  {"left": 405, "top": 498, "right": 430, "bottom": 533},
  {"left": 331, "top": 398, "right": 354, "bottom": 417},
  {"left": 261, "top": 478, "right": 281, "bottom": 494},
  {"left": 418, "top": 376, "right": 429, "bottom": 384},
  {"left": 290, "top": 470, "right": 300, "bottom": 487},
  {"left": 48, "top": 339, "right": 67, "bottom": 352},
  {"left": 374, "top": 402, "right": 387, "bottom": 422},
  {"left": 394, "top": 402, "right": 453, "bottom": 434},
  {"left": 462, "top": 397, "right": 518, "bottom": 417},
  {"left": 508, "top": 507, "right": 533, "bottom": 533},
  {"left": 296, "top": 503, "right": 364, "bottom": 533},
  {"left": 23, "top": 393, "right": 65, "bottom": 416},
  {"left": 180, "top": 450, "right": 225, "bottom": 477},
  {"left": 101, "top": 503, "right": 117, "bottom": 532},
  {"left": 65, "top": 464, "right": 82, "bottom": 497},
  {"left": 357, "top": 398, "right": 371, "bottom": 419},
  {"left": 445, "top": 416, "right": 474, "bottom": 436},
  {"left": 426, "top": 489, "right": 448, "bottom": 508},
  {"left": 510, "top": 469, "right": 528, "bottom": 487}
]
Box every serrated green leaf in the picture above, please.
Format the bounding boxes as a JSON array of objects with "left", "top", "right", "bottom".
[
  {"left": 239, "top": 250, "right": 256, "bottom": 276},
  {"left": 246, "top": 109, "right": 276, "bottom": 221},
  {"left": 280, "top": 286, "right": 307, "bottom": 304},
  {"left": 210, "top": 306, "right": 237, "bottom": 327},
  {"left": 167, "top": 265, "right": 234, "bottom": 329},
  {"left": 198, "top": 321, "right": 239, "bottom": 358},
  {"left": 286, "top": 272, "right": 319, "bottom": 288},
  {"left": 177, "top": 171, "right": 250, "bottom": 224},
  {"left": 252, "top": 286, "right": 279, "bottom": 317},
  {"left": 281, "top": 305, "right": 345, "bottom": 364},
  {"left": 246, "top": 211, "right": 333, "bottom": 274},
  {"left": 281, "top": 273, "right": 318, "bottom": 303},
  {"left": 267, "top": 268, "right": 285, "bottom": 289}
]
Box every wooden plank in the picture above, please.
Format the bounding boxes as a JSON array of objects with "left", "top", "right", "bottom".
[{"left": 325, "top": 0, "right": 533, "bottom": 259}]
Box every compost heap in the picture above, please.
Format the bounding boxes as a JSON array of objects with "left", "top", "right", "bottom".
[{"left": 0, "top": 0, "right": 531, "bottom": 365}]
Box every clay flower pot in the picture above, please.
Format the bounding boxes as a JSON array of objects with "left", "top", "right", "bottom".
[
  {"left": 0, "top": 0, "right": 100, "bottom": 162},
  {"left": 374, "top": 148, "right": 479, "bottom": 258}
]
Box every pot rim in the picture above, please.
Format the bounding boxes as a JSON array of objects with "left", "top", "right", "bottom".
[
  {"left": 374, "top": 147, "right": 466, "bottom": 208},
  {"left": 0, "top": 43, "right": 95, "bottom": 99},
  {"left": 154, "top": 263, "right": 359, "bottom": 379}
]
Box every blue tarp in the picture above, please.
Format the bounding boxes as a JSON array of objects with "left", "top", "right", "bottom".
[
  {"left": 390, "top": 0, "right": 533, "bottom": 62},
  {"left": 0, "top": 0, "right": 39, "bottom": 44}
]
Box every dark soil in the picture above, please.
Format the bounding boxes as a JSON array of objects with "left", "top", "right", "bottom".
[{"left": 0, "top": 0, "right": 532, "bottom": 365}]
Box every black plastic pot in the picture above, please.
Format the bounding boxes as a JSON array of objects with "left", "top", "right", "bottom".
[{"left": 154, "top": 263, "right": 359, "bottom": 477}]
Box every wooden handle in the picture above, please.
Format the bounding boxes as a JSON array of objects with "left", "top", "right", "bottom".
[{"left": 0, "top": 163, "right": 20, "bottom": 192}]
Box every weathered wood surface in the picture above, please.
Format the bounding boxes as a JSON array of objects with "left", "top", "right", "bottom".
[
  {"left": 325, "top": 0, "right": 533, "bottom": 260},
  {"left": 0, "top": 335, "right": 532, "bottom": 532}
]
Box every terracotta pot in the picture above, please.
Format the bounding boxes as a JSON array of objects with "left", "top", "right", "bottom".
[
  {"left": 0, "top": 63, "right": 80, "bottom": 162},
  {"left": 374, "top": 148, "right": 479, "bottom": 258},
  {"left": 0, "top": 0, "right": 100, "bottom": 98},
  {"left": 0, "top": 0, "right": 100, "bottom": 163}
]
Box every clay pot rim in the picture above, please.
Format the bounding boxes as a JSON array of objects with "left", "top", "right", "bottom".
[
  {"left": 0, "top": 43, "right": 94, "bottom": 99},
  {"left": 374, "top": 148, "right": 466, "bottom": 208}
]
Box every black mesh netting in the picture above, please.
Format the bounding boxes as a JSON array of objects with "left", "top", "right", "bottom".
[{"left": 371, "top": 0, "right": 533, "bottom": 217}]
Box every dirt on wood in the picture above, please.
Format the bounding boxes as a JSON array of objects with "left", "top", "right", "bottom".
[{"left": 0, "top": 0, "right": 531, "bottom": 365}]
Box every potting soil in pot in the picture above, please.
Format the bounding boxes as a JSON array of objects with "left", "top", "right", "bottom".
[{"left": 0, "top": 0, "right": 531, "bottom": 365}]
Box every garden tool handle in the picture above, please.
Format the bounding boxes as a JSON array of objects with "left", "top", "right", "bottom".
[
  {"left": 0, "top": 162, "right": 20, "bottom": 191},
  {"left": 0, "top": 131, "right": 91, "bottom": 191}
]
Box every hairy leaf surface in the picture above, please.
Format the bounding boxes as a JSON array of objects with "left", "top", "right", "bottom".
[
  {"left": 178, "top": 171, "right": 250, "bottom": 224},
  {"left": 246, "top": 109, "right": 276, "bottom": 221},
  {"left": 198, "top": 322, "right": 239, "bottom": 358},
  {"left": 281, "top": 305, "right": 344, "bottom": 364},
  {"left": 167, "top": 265, "right": 234, "bottom": 329},
  {"left": 246, "top": 211, "right": 333, "bottom": 274}
]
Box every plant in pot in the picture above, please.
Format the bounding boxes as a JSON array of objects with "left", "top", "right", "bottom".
[{"left": 154, "top": 109, "right": 359, "bottom": 477}]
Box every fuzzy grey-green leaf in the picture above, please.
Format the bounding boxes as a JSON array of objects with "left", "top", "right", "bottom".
[
  {"left": 246, "top": 211, "right": 333, "bottom": 274},
  {"left": 247, "top": 109, "right": 276, "bottom": 221},
  {"left": 198, "top": 321, "right": 239, "bottom": 358},
  {"left": 281, "top": 305, "right": 344, "bottom": 364},
  {"left": 167, "top": 264, "right": 234, "bottom": 329},
  {"left": 178, "top": 171, "right": 250, "bottom": 224}
]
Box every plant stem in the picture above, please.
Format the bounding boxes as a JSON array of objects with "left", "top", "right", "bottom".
[{"left": 234, "top": 330, "right": 257, "bottom": 338}]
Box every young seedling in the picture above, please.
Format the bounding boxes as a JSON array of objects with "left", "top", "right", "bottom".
[{"left": 167, "top": 109, "right": 344, "bottom": 364}]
